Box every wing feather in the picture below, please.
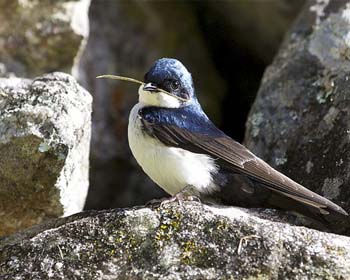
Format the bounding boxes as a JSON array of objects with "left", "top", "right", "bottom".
[{"left": 141, "top": 117, "right": 347, "bottom": 216}]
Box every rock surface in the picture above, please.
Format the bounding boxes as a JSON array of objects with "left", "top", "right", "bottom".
[
  {"left": 1, "top": 202, "right": 350, "bottom": 279},
  {"left": 0, "top": 0, "right": 90, "bottom": 78},
  {"left": 0, "top": 72, "right": 92, "bottom": 236},
  {"left": 245, "top": 0, "right": 350, "bottom": 232}
]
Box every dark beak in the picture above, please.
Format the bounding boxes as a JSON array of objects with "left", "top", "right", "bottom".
[{"left": 143, "top": 83, "right": 159, "bottom": 92}]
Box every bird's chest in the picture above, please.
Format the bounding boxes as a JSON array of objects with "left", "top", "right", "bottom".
[{"left": 128, "top": 104, "right": 218, "bottom": 195}]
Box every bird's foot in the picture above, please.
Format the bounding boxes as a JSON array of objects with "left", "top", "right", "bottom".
[
  {"left": 145, "top": 195, "right": 199, "bottom": 207},
  {"left": 146, "top": 185, "right": 201, "bottom": 207},
  {"left": 160, "top": 193, "right": 200, "bottom": 208},
  {"left": 161, "top": 186, "right": 201, "bottom": 207}
]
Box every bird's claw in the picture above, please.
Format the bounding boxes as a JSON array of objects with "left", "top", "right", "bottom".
[
  {"left": 160, "top": 192, "right": 201, "bottom": 207},
  {"left": 146, "top": 185, "right": 201, "bottom": 207}
]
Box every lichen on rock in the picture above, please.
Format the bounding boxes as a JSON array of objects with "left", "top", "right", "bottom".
[{"left": 1, "top": 202, "right": 350, "bottom": 279}]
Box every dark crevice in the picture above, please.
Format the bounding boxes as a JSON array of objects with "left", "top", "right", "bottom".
[{"left": 192, "top": 3, "right": 270, "bottom": 142}]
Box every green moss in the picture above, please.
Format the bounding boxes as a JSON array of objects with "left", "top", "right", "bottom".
[
  {"left": 154, "top": 207, "right": 182, "bottom": 243},
  {"left": 216, "top": 218, "right": 230, "bottom": 231},
  {"left": 180, "top": 240, "right": 209, "bottom": 266}
]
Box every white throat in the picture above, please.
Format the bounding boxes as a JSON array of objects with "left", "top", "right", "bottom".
[{"left": 138, "top": 85, "right": 182, "bottom": 108}]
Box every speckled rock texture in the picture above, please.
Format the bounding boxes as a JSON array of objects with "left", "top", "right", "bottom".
[
  {"left": 1, "top": 202, "right": 350, "bottom": 279},
  {"left": 0, "top": 0, "right": 90, "bottom": 78},
  {"left": 245, "top": 1, "right": 350, "bottom": 234},
  {"left": 0, "top": 72, "right": 92, "bottom": 236}
]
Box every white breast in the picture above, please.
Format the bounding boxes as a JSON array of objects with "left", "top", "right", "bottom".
[{"left": 128, "top": 103, "right": 218, "bottom": 196}]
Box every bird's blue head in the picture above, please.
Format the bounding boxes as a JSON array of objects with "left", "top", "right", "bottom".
[{"left": 139, "top": 58, "right": 197, "bottom": 108}]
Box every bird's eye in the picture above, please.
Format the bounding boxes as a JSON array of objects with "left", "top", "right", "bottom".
[{"left": 170, "top": 80, "right": 180, "bottom": 91}]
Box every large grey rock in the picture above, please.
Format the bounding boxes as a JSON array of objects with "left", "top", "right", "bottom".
[
  {"left": 245, "top": 0, "right": 350, "bottom": 233},
  {"left": 0, "top": 0, "right": 90, "bottom": 78},
  {"left": 1, "top": 202, "right": 350, "bottom": 279},
  {"left": 0, "top": 72, "right": 92, "bottom": 236}
]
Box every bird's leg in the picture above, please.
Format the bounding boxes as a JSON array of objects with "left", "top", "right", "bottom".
[
  {"left": 176, "top": 184, "right": 201, "bottom": 202},
  {"left": 160, "top": 185, "right": 201, "bottom": 207},
  {"left": 146, "top": 185, "right": 201, "bottom": 207}
]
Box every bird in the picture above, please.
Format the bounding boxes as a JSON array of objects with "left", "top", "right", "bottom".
[{"left": 125, "top": 58, "right": 347, "bottom": 224}]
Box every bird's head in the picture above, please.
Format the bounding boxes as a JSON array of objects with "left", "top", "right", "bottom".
[{"left": 140, "top": 58, "right": 196, "bottom": 108}]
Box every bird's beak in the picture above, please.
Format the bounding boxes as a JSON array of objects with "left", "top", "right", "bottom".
[{"left": 143, "top": 83, "right": 159, "bottom": 93}]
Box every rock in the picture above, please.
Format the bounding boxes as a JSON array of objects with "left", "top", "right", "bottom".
[
  {"left": 79, "top": 0, "right": 226, "bottom": 210},
  {"left": 0, "top": 72, "right": 92, "bottom": 236},
  {"left": 244, "top": 0, "right": 350, "bottom": 233},
  {"left": 0, "top": 0, "right": 90, "bottom": 78},
  {"left": 1, "top": 202, "right": 350, "bottom": 279}
]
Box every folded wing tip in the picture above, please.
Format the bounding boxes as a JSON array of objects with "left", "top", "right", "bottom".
[
  {"left": 325, "top": 203, "right": 348, "bottom": 216},
  {"left": 338, "top": 206, "right": 348, "bottom": 216}
]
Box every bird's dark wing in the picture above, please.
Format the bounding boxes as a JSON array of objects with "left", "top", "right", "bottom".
[{"left": 140, "top": 109, "right": 347, "bottom": 217}]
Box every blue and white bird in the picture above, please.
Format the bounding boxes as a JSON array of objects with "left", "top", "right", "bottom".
[{"left": 125, "top": 58, "right": 347, "bottom": 222}]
